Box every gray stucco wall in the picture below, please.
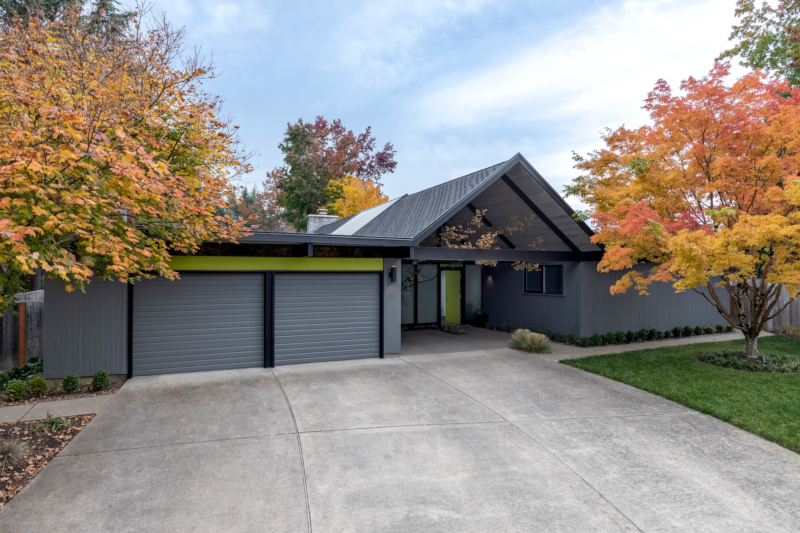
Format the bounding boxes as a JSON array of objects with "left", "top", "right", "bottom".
[
  {"left": 578, "top": 262, "right": 726, "bottom": 337},
  {"left": 482, "top": 261, "right": 727, "bottom": 338},
  {"left": 43, "top": 278, "right": 128, "bottom": 379},
  {"left": 482, "top": 262, "right": 582, "bottom": 335},
  {"left": 383, "top": 258, "right": 402, "bottom": 354}
]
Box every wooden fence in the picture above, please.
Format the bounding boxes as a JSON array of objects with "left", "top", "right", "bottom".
[
  {"left": 765, "top": 289, "right": 800, "bottom": 332},
  {"left": 0, "top": 291, "right": 44, "bottom": 370}
]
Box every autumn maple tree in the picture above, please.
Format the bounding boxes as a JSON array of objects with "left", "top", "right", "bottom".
[
  {"left": 326, "top": 175, "right": 388, "bottom": 218},
  {"left": 264, "top": 117, "right": 396, "bottom": 231},
  {"left": 0, "top": 3, "right": 252, "bottom": 310},
  {"left": 567, "top": 63, "right": 800, "bottom": 358}
]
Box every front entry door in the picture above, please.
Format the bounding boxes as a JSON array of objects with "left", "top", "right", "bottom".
[{"left": 445, "top": 270, "right": 461, "bottom": 324}]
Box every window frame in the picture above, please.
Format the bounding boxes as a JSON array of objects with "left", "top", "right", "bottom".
[{"left": 523, "top": 264, "right": 564, "bottom": 296}]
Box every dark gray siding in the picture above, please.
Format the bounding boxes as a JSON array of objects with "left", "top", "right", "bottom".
[
  {"left": 274, "top": 273, "right": 380, "bottom": 365},
  {"left": 43, "top": 278, "right": 127, "bottom": 379},
  {"left": 131, "top": 274, "right": 265, "bottom": 376},
  {"left": 482, "top": 262, "right": 582, "bottom": 335},
  {"left": 578, "top": 262, "right": 726, "bottom": 336},
  {"left": 383, "top": 259, "right": 401, "bottom": 354},
  {"left": 482, "top": 261, "right": 727, "bottom": 338}
]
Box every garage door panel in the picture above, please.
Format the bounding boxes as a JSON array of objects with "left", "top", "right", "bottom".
[
  {"left": 274, "top": 273, "right": 380, "bottom": 365},
  {"left": 132, "top": 274, "right": 265, "bottom": 376}
]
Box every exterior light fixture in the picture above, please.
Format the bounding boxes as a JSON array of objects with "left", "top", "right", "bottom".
[{"left": 389, "top": 265, "right": 397, "bottom": 283}]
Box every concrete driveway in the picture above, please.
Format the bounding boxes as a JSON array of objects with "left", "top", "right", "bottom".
[{"left": 2, "top": 328, "right": 800, "bottom": 532}]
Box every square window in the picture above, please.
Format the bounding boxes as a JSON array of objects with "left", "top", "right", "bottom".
[
  {"left": 525, "top": 269, "right": 543, "bottom": 293},
  {"left": 524, "top": 265, "right": 563, "bottom": 295},
  {"left": 544, "top": 265, "right": 563, "bottom": 295}
]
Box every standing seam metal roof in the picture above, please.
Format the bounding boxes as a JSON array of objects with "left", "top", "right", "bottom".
[{"left": 314, "top": 161, "right": 506, "bottom": 239}]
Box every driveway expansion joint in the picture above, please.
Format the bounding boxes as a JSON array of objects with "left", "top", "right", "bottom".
[
  {"left": 398, "top": 355, "right": 646, "bottom": 533},
  {"left": 272, "top": 368, "right": 313, "bottom": 533}
]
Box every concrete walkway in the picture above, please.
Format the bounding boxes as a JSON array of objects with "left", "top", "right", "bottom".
[
  {"left": 0, "top": 394, "right": 112, "bottom": 423},
  {"left": 1, "top": 328, "right": 798, "bottom": 532}
]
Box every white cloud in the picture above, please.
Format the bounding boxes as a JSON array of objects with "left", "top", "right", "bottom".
[{"left": 417, "top": 0, "right": 744, "bottom": 129}]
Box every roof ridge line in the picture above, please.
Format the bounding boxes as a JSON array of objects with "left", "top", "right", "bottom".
[{"left": 399, "top": 160, "right": 507, "bottom": 199}]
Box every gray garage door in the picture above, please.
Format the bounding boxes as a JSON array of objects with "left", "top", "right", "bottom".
[
  {"left": 274, "top": 273, "right": 380, "bottom": 365},
  {"left": 132, "top": 274, "right": 265, "bottom": 376}
]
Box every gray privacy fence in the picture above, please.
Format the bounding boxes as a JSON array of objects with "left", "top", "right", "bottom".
[
  {"left": 765, "top": 288, "right": 800, "bottom": 332},
  {"left": 0, "top": 290, "right": 44, "bottom": 370}
]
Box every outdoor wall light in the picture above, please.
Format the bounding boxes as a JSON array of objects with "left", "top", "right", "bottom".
[{"left": 389, "top": 265, "right": 397, "bottom": 283}]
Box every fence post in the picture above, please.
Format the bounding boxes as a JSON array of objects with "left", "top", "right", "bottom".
[{"left": 19, "top": 302, "right": 26, "bottom": 366}]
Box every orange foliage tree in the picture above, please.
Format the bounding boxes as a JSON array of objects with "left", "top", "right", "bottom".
[
  {"left": 567, "top": 63, "right": 800, "bottom": 358},
  {"left": 326, "top": 175, "right": 388, "bottom": 218},
  {"left": 0, "top": 4, "right": 252, "bottom": 310}
]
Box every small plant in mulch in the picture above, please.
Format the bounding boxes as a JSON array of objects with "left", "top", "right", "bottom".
[
  {"left": 61, "top": 373, "right": 80, "bottom": 393},
  {"left": 34, "top": 414, "right": 71, "bottom": 433},
  {"left": 697, "top": 350, "right": 800, "bottom": 373},
  {"left": 442, "top": 324, "right": 465, "bottom": 335},
  {"left": 0, "top": 415, "right": 94, "bottom": 508},
  {"left": 27, "top": 376, "right": 48, "bottom": 397},
  {"left": 91, "top": 370, "right": 110, "bottom": 391},
  {"left": 4, "top": 381, "right": 28, "bottom": 402}
]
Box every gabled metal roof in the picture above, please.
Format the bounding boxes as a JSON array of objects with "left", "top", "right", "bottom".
[
  {"left": 314, "top": 161, "right": 506, "bottom": 239},
  {"left": 313, "top": 153, "right": 599, "bottom": 252}
]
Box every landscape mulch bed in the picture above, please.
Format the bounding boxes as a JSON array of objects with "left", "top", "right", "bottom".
[
  {"left": 0, "top": 415, "right": 94, "bottom": 509},
  {"left": 0, "top": 379, "right": 124, "bottom": 408}
]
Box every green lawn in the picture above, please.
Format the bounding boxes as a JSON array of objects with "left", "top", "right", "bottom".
[{"left": 561, "top": 336, "right": 800, "bottom": 454}]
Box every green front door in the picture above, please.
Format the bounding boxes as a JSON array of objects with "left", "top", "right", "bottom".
[{"left": 445, "top": 270, "right": 461, "bottom": 324}]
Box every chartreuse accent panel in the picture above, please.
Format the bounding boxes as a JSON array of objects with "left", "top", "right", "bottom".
[{"left": 169, "top": 256, "right": 383, "bottom": 272}]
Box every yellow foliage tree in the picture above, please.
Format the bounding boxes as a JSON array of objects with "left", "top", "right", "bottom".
[
  {"left": 0, "top": 4, "right": 252, "bottom": 310},
  {"left": 567, "top": 64, "right": 800, "bottom": 358},
  {"left": 326, "top": 175, "right": 388, "bottom": 218}
]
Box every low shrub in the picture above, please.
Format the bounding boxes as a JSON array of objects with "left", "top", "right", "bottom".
[
  {"left": 614, "top": 331, "right": 625, "bottom": 343},
  {"left": 715, "top": 324, "right": 725, "bottom": 333},
  {"left": 590, "top": 333, "right": 603, "bottom": 347},
  {"left": 28, "top": 375, "right": 48, "bottom": 396},
  {"left": 0, "top": 440, "right": 27, "bottom": 469},
  {"left": 5, "top": 380, "right": 28, "bottom": 401},
  {"left": 663, "top": 329, "right": 672, "bottom": 339},
  {"left": 671, "top": 326, "right": 682, "bottom": 338},
  {"left": 682, "top": 325, "right": 694, "bottom": 337},
  {"left": 500, "top": 322, "right": 516, "bottom": 333},
  {"left": 567, "top": 333, "right": 576, "bottom": 345},
  {"left": 509, "top": 329, "right": 552, "bottom": 353},
  {"left": 62, "top": 373, "right": 80, "bottom": 393},
  {"left": 703, "top": 325, "right": 715, "bottom": 335},
  {"left": 694, "top": 325, "right": 704, "bottom": 336},
  {"left": 554, "top": 332, "right": 565, "bottom": 343},
  {"left": 472, "top": 309, "right": 489, "bottom": 328},
  {"left": 625, "top": 330, "right": 635, "bottom": 343},
  {"left": 635, "top": 329, "right": 648, "bottom": 342},
  {"left": 603, "top": 332, "right": 616, "bottom": 345},
  {"left": 725, "top": 324, "right": 735, "bottom": 332},
  {"left": 91, "top": 370, "right": 110, "bottom": 391},
  {"left": 698, "top": 350, "right": 800, "bottom": 373},
  {"left": 0, "top": 357, "right": 44, "bottom": 391},
  {"left": 579, "top": 337, "right": 591, "bottom": 348},
  {"left": 647, "top": 328, "right": 659, "bottom": 340},
  {"left": 544, "top": 328, "right": 553, "bottom": 340},
  {"left": 779, "top": 323, "right": 800, "bottom": 338}
]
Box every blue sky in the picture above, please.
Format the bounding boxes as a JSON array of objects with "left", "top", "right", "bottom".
[{"left": 143, "top": 0, "right": 742, "bottom": 208}]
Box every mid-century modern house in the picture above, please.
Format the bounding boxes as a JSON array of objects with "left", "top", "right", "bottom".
[{"left": 43, "top": 153, "right": 725, "bottom": 378}]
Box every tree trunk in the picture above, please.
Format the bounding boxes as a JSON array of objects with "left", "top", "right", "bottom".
[
  {"left": 29, "top": 270, "right": 43, "bottom": 292},
  {"left": 744, "top": 334, "right": 759, "bottom": 360}
]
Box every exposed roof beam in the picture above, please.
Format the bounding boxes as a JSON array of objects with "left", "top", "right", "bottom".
[
  {"left": 466, "top": 203, "right": 516, "bottom": 250},
  {"left": 412, "top": 247, "right": 602, "bottom": 262},
  {"left": 500, "top": 174, "right": 581, "bottom": 254}
]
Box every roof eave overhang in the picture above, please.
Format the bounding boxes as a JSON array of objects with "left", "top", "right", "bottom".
[{"left": 236, "top": 232, "right": 414, "bottom": 248}]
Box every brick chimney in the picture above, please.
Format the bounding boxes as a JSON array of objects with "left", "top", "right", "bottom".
[{"left": 306, "top": 208, "right": 338, "bottom": 233}]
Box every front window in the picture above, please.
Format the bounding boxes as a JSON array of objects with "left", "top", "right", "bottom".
[{"left": 525, "top": 265, "right": 563, "bottom": 295}]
